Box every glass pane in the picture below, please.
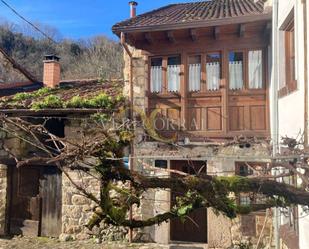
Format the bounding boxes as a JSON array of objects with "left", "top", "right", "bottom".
[
  {"left": 188, "top": 55, "right": 201, "bottom": 92},
  {"left": 229, "top": 52, "right": 244, "bottom": 90},
  {"left": 206, "top": 53, "right": 221, "bottom": 91},
  {"left": 151, "top": 58, "right": 162, "bottom": 67},
  {"left": 248, "top": 50, "right": 263, "bottom": 89},
  {"left": 168, "top": 56, "right": 181, "bottom": 92},
  {"left": 290, "top": 29, "right": 296, "bottom": 81},
  {"left": 150, "top": 58, "right": 162, "bottom": 93}
]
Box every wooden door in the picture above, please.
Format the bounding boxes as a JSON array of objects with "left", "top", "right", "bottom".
[
  {"left": 41, "top": 167, "right": 62, "bottom": 237},
  {"left": 9, "top": 165, "right": 62, "bottom": 237},
  {"left": 170, "top": 160, "right": 207, "bottom": 243},
  {"left": 9, "top": 166, "right": 42, "bottom": 236}
]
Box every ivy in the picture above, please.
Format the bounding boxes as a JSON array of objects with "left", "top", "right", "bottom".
[
  {"left": 31, "top": 95, "right": 63, "bottom": 110},
  {"left": 30, "top": 92, "right": 125, "bottom": 110}
]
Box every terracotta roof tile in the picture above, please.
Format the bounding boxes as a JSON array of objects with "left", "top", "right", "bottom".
[
  {"left": 112, "top": 0, "right": 271, "bottom": 33},
  {"left": 0, "top": 82, "right": 43, "bottom": 97},
  {"left": 0, "top": 79, "right": 124, "bottom": 110}
]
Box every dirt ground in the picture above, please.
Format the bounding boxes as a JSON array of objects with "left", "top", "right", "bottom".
[{"left": 0, "top": 236, "right": 164, "bottom": 249}]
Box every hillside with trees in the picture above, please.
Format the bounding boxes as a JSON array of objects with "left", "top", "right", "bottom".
[{"left": 0, "top": 21, "right": 123, "bottom": 82}]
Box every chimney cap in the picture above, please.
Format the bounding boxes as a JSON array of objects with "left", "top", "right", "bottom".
[
  {"left": 44, "top": 54, "right": 60, "bottom": 62},
  {"left": 129, "top": 1, "right": 138, "bottom": 6}
]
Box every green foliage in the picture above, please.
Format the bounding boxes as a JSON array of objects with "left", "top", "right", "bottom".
[
  {"left": 215, "top": 176, "right": 250, "bottom": 193},
  {"left": 34, "top": 87, "right": 53, "bottom": 96},
  {"left": 31, "top": 95, "right": 63, "bottom": 110},
  {"left": 12, "top": 92, "right": 33, "bottom": 101},
  {"left": 90, "top": 113, "right": 110, "bottom": 122},
  {"left": 231, "top": 241, "right": 253, "bottom": 249},
  {"left": 12, "top": 87, "right": 53, "bottom": 101},
  {"left": 86, "top": 93, "right": 113, "bottom": 109},
  {"left": 65, "top": 95, "right": 87, "bottom": 108},
  {"left": 174, "top": 191, "right": 204, "bottom": 221},
  {"left": 30, "top": 92, "right": 125, "bottom": 110}
]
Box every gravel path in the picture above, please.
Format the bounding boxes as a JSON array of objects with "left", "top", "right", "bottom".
[{"left": 0, "top": 236, "right": 166, "bottom": 249}]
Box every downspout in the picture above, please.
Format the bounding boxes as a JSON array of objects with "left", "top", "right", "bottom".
[
  {"left": 303, "top": 0, "right": 308, "bottom": 147},
  {"left": 271, "top": 0, "right": 280, "bottom": 249},
  {"left": 120, "top": 31, "right": 134, "bottom": 243}
]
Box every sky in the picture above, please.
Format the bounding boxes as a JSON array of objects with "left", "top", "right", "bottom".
[{"left": 0, "top": 0, "right": 203, "bottom": 40}]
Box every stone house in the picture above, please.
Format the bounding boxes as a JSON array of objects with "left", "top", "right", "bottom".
[
  {"left": 0, "top": 53, "right": 124, "bottom": 240},
  {"left": 112, "top": 0, "right": 274, "bottom": 248}
]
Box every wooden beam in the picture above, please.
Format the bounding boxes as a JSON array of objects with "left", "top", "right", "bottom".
[
  {"left": 166, "top": 31, "right": 175, "bottom": 43},
  {"left": 239, "top": 24, "right": 245, "bottom": 37},
  {"left": 213, "top": 27, "right": 220, "bottom": 40},
  {"left": 189, "top": 29, "right": 198, "bottom": 42},
  {"left": 264, "top": 22, "right": 271, "bottom": 35},
  {"left": 144, "top": 32, "right": 153, "bottom": 44}
]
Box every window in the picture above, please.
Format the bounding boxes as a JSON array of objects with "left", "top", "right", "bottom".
[
  {"left": 167, "top": 56, "right": 181, "bottom": 92},
  {"left": 188, "top": 55, "right": 201, "bottom": 92},
  {"left": 279, "top": 15, "right": 296, "bottom": 97},
  {"left": 150, "top": 58, "right": 163, "bottom": 93},
  {"left": 155, "top": 160, "right": 168, "bottom": 169},
  {"left": 248, "top": 50, "right": 263, "bottom": 89},
  {"left": 285, "top": 22, "right": 296, "bottom": 89},
  {"left": 229, "top": 52, "right": 244, "bottom": 90},
  {"left": 206, "top": 53, "right": 221, "bottom": 91}
]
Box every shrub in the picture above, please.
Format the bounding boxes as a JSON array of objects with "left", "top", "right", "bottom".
[{"left": 31, "top": 95, "right": 63, "bottom": 110}]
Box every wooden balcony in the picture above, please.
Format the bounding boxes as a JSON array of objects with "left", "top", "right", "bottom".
[{"left": 148, "top": 88, "right": 269, "bottom": 141}]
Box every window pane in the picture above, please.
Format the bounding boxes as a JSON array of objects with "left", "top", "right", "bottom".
[
  {"left": 248, "top": 50, "right": 263, "bottom": 89},
  {"left": 150, "top": 58, "right": 162, "bottom": 93},
  {"left": 206, "top": 53, "right": 221, "bottom": 91},
  {"left": 229, "top": 52, "right": 244, "bottom": 90},
  {"left": 188, "top": 55, "right": 201, "bottom": 92},
  {"left": 289, "top": 28, "right": 296, "bottom": 81},
  {"left": 168, "top": 56, "right": 181, "bottom": 92}
]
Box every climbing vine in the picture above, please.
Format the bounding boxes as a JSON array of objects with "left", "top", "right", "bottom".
[{"left": 0, "top": 100, "right": 309, "bottom": 232}]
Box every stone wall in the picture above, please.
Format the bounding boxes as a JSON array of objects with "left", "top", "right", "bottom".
[
  {"left": 61, "top": 120, "right": 128, "bottom": 241},
  {"left": 123, "top": 46, "right": 274, "bottom": 248},
  {"left": 0, "top": 164, "right": 7, "bottom": 235}
]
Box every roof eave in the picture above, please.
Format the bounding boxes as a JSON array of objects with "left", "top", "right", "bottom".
[
  {"left": 0, "top": 108, "right": 108, "bottom": 115},
  {"left": 112, "top": 13, "right": 272, "bottom": 36}
]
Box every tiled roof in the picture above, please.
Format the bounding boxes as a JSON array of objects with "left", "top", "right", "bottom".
[
  {"left": 0, "top": 82, "right": 43, "bottom": 97},
  {"left": 113, "top": 0, "right": 271, "bottom": 33},
  {"left": 0, "top": 79, "right": 123, "bottom": 111}
]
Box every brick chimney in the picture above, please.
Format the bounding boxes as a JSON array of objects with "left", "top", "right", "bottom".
[
  {"left": 43, "top": 55, "right": 60, "bottom": 88},
  {"left": 129, "top": 1, "right": 138, "bottom": 18}
]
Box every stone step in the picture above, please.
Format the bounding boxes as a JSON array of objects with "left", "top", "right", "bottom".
[{"left": 169, "top": 243, "right": 208, "bottom": 249}]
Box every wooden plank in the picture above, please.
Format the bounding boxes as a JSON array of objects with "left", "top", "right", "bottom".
[
  {"left": 40, "top": 167, "right": 62, "bottom": 237},
  {"left": 9, "top": 166, "right": 42, "bottom": 236},
  {"left": 250, "top": 106, "right": 266, "bottom": 130},
  {"left": 144, "top": 32, "right": 153, "bottom": 44},
  {"left": 166, "top": 31, "right": 175, "bottom": 43},
  {"left": 207, "top": 107, "right": 222, "bottom": 131},
  {"left": 181, "top": 52, "right": 187, "bottom": 130},
  {"left": 229, "top": 106, "right": 245, "bottom": 131},
  {"left": 239, "top": 24, "right": 246, "bottom": 37},
  {"left": 188, "top": 108, "right": 202, "bottom": 131},
  {"left": 189, "top": 29, "right": 198, "bottom": 41}
]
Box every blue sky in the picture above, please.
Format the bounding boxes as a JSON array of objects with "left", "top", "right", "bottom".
[{"left": 0, "top": 0, "right": 202, "bottom": 40}]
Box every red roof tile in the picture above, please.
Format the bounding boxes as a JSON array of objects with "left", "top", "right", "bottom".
[{"left": 113, "top": 0, "right": 271, "bottom": 33}]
